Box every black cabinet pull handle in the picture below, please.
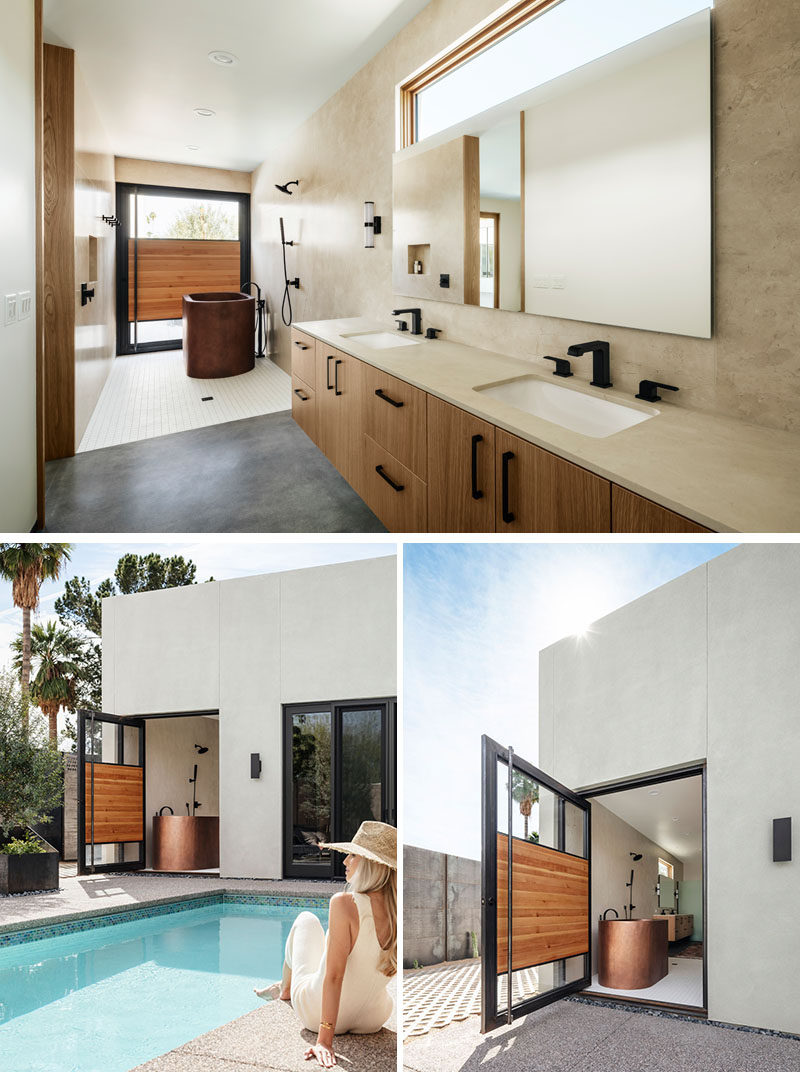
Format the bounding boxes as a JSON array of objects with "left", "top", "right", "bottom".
[
  {"left": 326, "top": 354, "right": 334, "bottom": 390},
  {"left": 334, "top": 358, "right": 343, "bottom": 396},
  {"left": 375, "top": 388, "right": 404, "bottom": 409},
  {"left": 471, "top": 434, "right": 484, "bottom": 500},
  {"left": 501, "top": 450, "right": 515, "bottom": 523},
  {"left": 293, "top": 388, "right": 309, "bottom": 401},
  {"left": 375, "top": 465, "right": 404, "bottom": 492},
  {"left": 294, "top": 341, "right": 309, "bottom": 350}
]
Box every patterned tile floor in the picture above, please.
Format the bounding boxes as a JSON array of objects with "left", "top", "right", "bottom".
[
  {"left": 78, "top": 349, "right": 291, "bottom": 452},
  {"left": 585, "top": 957, "right": 703, "bottom": 1006}
]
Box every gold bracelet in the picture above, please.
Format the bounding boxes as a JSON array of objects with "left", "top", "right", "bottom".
[{"left": 319, "top": 1021, "right": 334, "bottom": 1031}]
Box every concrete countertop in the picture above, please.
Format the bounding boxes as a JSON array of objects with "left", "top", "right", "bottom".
[{"left": 296, "top": 317, "right": 800, "bottom": 532}]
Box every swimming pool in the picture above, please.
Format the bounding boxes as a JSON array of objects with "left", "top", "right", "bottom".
[{"left": 0, "top": 896, "right": 328, "bottom": 1072}]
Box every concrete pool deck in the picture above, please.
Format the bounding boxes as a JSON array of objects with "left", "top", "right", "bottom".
[
  {"left": 0, "top": 872, "right": 341, "bottom": 933},
  {"left": 402, "top": 995, "right": 800, "bottom": 1072}
]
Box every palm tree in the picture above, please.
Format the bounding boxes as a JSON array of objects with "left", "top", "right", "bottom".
[
  {"left": 510, "top": 769, "right": 540, "bottom": 841},
  {"left": 12, "top": 621, "right": 83, "bottom": 743},
  {"left": 0, "top": 543, "right": 72, "bottom": 736}
]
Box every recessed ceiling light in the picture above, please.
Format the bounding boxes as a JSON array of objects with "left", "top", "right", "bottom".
[
  {"left": 194, "top": 107, "right": 216, "bottom": 118},
  {"left": 648, "top": 789, "right": 660, "bottom": 796},
  {"left": 208, "top": 50, "right": 238, "bottom": 67},
  {"left": 185, "top": 145, "right": 200, "bottom": 151}
]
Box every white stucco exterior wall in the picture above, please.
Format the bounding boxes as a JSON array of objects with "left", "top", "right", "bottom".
[
  {"left": 102, "top": 556, "right": 396, "bottom": 880},
  {"left": 539, "top": 544, "right": 800, "bottom": 1035}
]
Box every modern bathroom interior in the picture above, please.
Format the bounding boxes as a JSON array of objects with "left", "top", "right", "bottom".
[
  {"left": 584, "top": 773, "right": 705, "bottom": 1010},
  {"left": 3, "top": 0, "right": 798, "bottom": 532}
]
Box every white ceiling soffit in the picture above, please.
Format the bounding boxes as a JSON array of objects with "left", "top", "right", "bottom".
[
  {"left": 43, "top": 0, "right": 432, "bottom": 172},
  {"left": 592, "top": 775, "right": 703, "bottom": 866}
]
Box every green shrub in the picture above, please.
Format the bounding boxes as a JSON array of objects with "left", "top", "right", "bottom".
[
  {"left": 0, "top": 670, "right": 63, "bottom": 838},
  {"left": 1, "top": 834, "right": 46, "bottom": 855}
]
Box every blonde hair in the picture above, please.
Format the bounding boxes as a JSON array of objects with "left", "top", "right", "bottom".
[{"left": 347, "top": 856, "right": 397, "bottom": 977}]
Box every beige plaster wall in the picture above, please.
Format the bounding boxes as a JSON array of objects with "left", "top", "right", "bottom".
[
  {"left": 116, "top": 157, "right": 251, "bottom": 194},
  {"left": 74, "top": 58, "right": 115, "bottom": 447},
  {"left": 251, "top": 0, "right": 800, "bottom": 431}
]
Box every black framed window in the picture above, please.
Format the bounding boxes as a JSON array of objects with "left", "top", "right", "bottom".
[
  {"left": 115, "top": 182, "right": 251, "bottom": 356},
  {"left": 283, "top": 699, "right": 396, "bottom": 879}
]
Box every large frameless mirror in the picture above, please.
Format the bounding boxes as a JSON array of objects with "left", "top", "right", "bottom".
[{"left": 393, "top": 3, "right": 712, "bottom": 338}]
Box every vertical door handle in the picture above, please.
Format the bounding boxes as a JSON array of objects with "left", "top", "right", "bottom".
[
  {"left": 501, "top": 450, "right": 515, "bottom": 523},
  {"left": 334, "top": 359, "right": 343, "bottom": 396},
  {"left": 326, "top": 354, "right": 335, "bottom": 390},
  {"left": 471, "top": 434, "right": 484, "bottom": 500}
]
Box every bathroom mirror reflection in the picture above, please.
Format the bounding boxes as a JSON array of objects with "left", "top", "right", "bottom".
[{"left": 392, "top": 9, "right": 711, "bottom": 337}]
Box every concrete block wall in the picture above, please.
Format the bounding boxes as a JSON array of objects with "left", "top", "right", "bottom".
[{"left": 403, "top": 844, "right": 481, "bottom": 967}]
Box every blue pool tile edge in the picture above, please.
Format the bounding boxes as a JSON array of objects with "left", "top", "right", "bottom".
[{"left": 0, "top": 892, "right": 329, "bottom": 948}]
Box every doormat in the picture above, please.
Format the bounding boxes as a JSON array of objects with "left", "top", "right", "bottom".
[{"left": 673, "top": 941, "right": 703, "bottom": 959}]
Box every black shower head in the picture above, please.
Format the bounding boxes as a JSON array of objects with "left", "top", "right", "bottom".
[
  {"left": 195, "top": 744, "right": 209, "bottom": 754},
  {"left": 275, "top": 180, "right": 300, "bottom": 195},
  {"left": 630, "top": 852, "right": 643, "bottom": 861}
]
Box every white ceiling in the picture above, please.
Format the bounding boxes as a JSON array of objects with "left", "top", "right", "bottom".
[
  {"left": 43, "top": 0, "right": 432, "bottom": 171},
  {"left": 591, "top": 775, "right": 703, "bottom": 868}
]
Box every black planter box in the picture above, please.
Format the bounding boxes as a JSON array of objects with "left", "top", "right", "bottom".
[{"left": 0, "top": 829, "right": 59, "bottom": 895}]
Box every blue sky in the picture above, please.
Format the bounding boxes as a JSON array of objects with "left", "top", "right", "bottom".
[
  {"left": 403, "top": 540, "right": 737, "bottom": 860},
  {"left": 0, "top": 541, "right": 395, "bottom": 729}
]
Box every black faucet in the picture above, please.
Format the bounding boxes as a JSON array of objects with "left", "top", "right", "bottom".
[
  {"left": 636, "top": 379, "right": 679, "bottom": 403},
  {"left": 602, "top": 908, "right": 620, "bottom": 920},
  {"left": 566, "top": 340, "right": 612, "bottom": 388},
  {"left": 392, "top": 307, "right": 422, "bottom": 335}
]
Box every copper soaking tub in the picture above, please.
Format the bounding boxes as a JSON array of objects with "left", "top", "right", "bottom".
[{"left": 182, "top": 291, "right": 255, "bottom": 378}]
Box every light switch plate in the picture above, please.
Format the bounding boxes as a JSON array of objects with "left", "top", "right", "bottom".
[
  {"left": 4, "top": 293, "right": 17, "bottom": 326},
  {"left": 532, "top": 276, "right": 550, "bottom": 289},
  {"left": 551, "top": 275, "right": 566, "bottom": 290},
  {"left": 18, "top": 290, "right": 32, "bottom": 319}
]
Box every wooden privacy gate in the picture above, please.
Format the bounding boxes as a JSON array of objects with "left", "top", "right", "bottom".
[
  {"left": 481, "top": 735, "right": 591, "bottom": 1031},
  {"left": 78, "top": 709, "right": 145, "bottom": 875}
]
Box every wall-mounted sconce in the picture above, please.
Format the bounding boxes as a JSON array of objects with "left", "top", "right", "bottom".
[
  {"left": 194, "top": 744, "right": 208, "bottom": 754},
  {"left": 250, "top": 753, "right": 262, "bottom": 779},
  {"left": 364, "top": 202, "right": 381, "bottom": 248},
  {"left": 773, "top": 817, "right": 792, "bottom": 861}
]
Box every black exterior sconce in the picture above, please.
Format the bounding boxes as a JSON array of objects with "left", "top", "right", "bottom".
[
  {"left": 773, "top": 817, "right": 792, "bottom": 861},
  {"left": 364, "top": 202, "right": 381, "bottom": 247},
  {"left": 250, "top": 753, "right": 262, "bottom": 779}
]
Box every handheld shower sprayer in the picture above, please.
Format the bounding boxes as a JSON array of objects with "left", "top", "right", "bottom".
[
  {"left": 275, "top": 180, "right": 300, "bottom": 195},
  {"left": 279, "top": 216, "right": 300, "bottom": 326}
]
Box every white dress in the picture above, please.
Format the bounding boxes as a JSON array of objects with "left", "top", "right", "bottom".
[{"left": 283, "top": 892, "right": 393, "bottom": 1034}]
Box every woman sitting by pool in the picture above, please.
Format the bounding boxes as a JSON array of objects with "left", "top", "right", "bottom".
[{"left": 255, "top": 820, "right": 396, "bottom": 1068}]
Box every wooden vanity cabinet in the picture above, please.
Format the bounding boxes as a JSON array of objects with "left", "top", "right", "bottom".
[
  {"left": 495, "top": 429, "right": 612, "bottom": 532},
  {"left": 314, "top": 343, "right": 365, "bottom": 495},
  {"left": 290, "top": 328, "right": 317, "bottom": 387},
  {"left": 654, "top": 913, "right": 694, "bottom": 942},
  {"left": 362, "top": 365, "right": 427, "bottom": 479},
  {"left": 427, "top": 396, "right": 496, "bottom": 532},
  {"left": 291, "top": 374, "right": 316, "bottom": 442},
  {"left": 361, "top": 434, "right": 428, "bottom": 532},
  {"left": 612, "top": 486, "right": 712, "bottom": 532}
]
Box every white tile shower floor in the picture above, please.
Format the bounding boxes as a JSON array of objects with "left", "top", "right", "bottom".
[
  {"left": 585, "top": 956, "right": 703, "bottom": 1007},
  {"left": 78, "top": 349, "right": 291, "bottom": 452}
]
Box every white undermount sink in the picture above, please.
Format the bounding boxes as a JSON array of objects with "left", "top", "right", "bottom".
[
  {"left": 474, "top": 375, "right": 657, "bottom": 438},
  {"left": 339, "top": 330, "right": 421, "bottom": 350}
]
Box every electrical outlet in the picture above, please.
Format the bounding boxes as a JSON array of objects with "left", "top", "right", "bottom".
[
  {"left": 18, "top": 290, "right": 32, "bottom": 319},
  {"left": 532, "top": 276, "right": 550, "bottom": 289},
  {"left": 4, "top": 293, "right": 17, "bottom": 326}
]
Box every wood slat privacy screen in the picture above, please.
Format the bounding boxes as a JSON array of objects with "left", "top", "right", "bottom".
[
  {"left": 128, "top": 239, "right": 240, "bottom": 322},
  {"left": 84, "top": 763, "right": 144, "bottom": 844},
  {"left": 399, "top": 0, "right": 562, "bottom": 146},
  {"left": 496, "top": 833, "right": 589, "bottom": 972}
]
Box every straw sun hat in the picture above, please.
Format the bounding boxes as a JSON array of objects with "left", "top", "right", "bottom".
[{"left": 320, "top": 821, "right": 397, "bottom": 870}]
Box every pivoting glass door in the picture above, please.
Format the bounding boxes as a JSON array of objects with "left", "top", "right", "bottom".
[
  {"left": 116, "top": 182, "right": 250, "bottom": 354},
  {"left": 283, "top": 699, "right": 396, "bottom": 879},
  {"left": 481, "top": 735, "right": 591, "bottom": 1032}
]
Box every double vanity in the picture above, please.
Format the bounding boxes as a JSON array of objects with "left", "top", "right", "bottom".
[{"left": 291, "top": 317, "right": 800, "bottom": 533}]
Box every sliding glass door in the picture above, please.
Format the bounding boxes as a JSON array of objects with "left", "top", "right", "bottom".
[
  {"left": 283, "top": 699, "right": 396, "bottom": 879},
  {"left": 115, "top": 182, "right": 250, "bottom": 354}
]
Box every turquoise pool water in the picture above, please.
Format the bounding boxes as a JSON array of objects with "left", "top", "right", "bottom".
[{"left": 0, "top": 900, "right": 328, "bottom": 1072}]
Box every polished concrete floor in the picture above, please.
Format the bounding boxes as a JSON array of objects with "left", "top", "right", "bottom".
[{"left": 46, "top": 411, "right": 386, "bottom": 532}]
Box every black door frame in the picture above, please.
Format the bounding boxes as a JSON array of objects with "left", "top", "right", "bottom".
[
  {"left": 481, "top": 734, "right": 592, "bottom": 1033},
  {"left": 283, "top": 698, "right": 397, "bottom": 880},
  {"left": 580, "top": 763, "right": 708, "bottom": 1014},
  {"left": 77, "top": 708, "right": 146, "bottom": 875},
  {"left": 115, "top": 181, "right": 251, "bottom": 356}
]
